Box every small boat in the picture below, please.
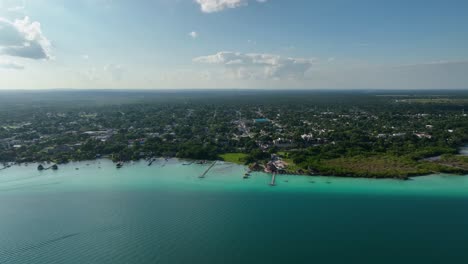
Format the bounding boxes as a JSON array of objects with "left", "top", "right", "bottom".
[
  {"left": 37, "top": 164, "right": 44, "bottom": 171},
  {"left": 51, "top": 164, "right": 58, "bottom": 170},
  {"left": 116, "top": 162, "right": 124, "bottom": 168}
]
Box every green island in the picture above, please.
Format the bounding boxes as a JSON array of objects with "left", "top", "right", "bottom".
[{"left": 1, "top": 90, "right": 468, "bottom": 180}]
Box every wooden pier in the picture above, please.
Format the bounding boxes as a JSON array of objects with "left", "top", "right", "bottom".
[
  {"left": 0, "top": 163, "right": 13, "bottom": 170},
  {"left": 199, "top": 161, "right": 217, "bottom": 178},
  {"left": 148, "top": 158, "right": 156, "bottom": 166},
  {"left": 269, "top": 172, "right": 277, "bottom": 186}
]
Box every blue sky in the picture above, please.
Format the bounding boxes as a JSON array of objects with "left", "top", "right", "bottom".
[{"left": 0, "top": 0, "right": 467, "bottom": 89}]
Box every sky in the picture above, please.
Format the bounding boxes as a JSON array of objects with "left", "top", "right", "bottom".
[{"left": 0, "top": 0, "right": 468, "bottom": 90}]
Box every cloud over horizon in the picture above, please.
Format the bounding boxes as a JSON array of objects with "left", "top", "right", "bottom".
[
  {"left": 194, "top": 51, "right": 316, "bottom": 80},
  {"left": 195, "top": 0, "right": 267, "bottom": 13},
  {"left": 0, "top": 58, "right": 24, "bottom": 69},
  {"left": 105, "top": 64, "right": 125, "bottom": 81},
  {"left": 0, "top": 16, "right": 52, "bottom": 60}
]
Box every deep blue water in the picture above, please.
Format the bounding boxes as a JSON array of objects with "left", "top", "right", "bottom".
[
  {"left": 1, "top": 161, "right": 468, "bottom": 263},
  {"left": 1, "top": 190, "right": 468, "bottom": 264}
]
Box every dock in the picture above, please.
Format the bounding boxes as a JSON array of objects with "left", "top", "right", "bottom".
[
  {"left": 0, "top": 163, "right": 13, "bottom": 170},
  {"left": 148, "top": 158, "right": 156, "bottom": 166},
  {"left": 199, "top": 161, "right": 217, "bottom": 178},
  {"left": 38, "top": 164, "right": 58, "bottom": 171},
  {"left": 270, "top": 172, "right": 277, "bottom": 186}
]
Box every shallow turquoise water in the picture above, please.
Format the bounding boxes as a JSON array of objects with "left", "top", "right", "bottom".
[
  {"left": 1, "top": 159, "right": 468, "bottom": 263},
  {"left": 2, "top": 159, "right": 468, "bottom": 197}
]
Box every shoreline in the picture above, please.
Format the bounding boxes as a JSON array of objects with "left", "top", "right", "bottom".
[{"left": 3, "top": 157, "right": 467, "bottom": 181}]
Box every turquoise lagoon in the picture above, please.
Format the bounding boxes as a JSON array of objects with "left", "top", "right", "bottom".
[{"left": 1, "top": 159, "right": 468, "bottom": 263}]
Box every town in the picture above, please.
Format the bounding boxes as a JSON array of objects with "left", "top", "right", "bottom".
[{"left": 1, "top": 90, "right": 468, "bottom": 179}]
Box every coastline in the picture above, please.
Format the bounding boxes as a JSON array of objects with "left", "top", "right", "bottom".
[
  {"left": 2, "top": 158, "right": 468, "bottom": 199},
  {"left": 4, "top": 156, "right": 468, "bottom": 181}
]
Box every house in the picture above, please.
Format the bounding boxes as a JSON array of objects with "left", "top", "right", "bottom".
[
  {"left": 414, "top": 133, "right": 432, "bottom": 139},
  {"left": 301, "top": 133, "right": 314, "bottom": 141},
  {"left": 273, "top": 138, "right": 294, "bottom": 148}
]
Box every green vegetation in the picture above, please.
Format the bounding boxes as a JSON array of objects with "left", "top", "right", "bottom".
[
  {"left": 300, "top": 155, "right": 464, "bottom": 179},
  {"left": 435, "top": 154, "right": 468, "bottom": 171},
  {"left": 220, "top": 153, "right": 249, "bottom": 164},
  {"left": 2, "top": 90, "right": 468, "bottom": 179}
]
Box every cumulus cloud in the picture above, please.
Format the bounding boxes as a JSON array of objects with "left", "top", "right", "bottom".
[
  {"left": 0, "top": 16, "right": 51, "bottom": 60},
  {"left": 0, "top": 59, "right": 23, "bottom": 69},
  {"left": 195, "top": 0, "right": 267, "bottom": 13},
  {"left": 193, "top": 51, "right": 316, "bottom": 79}
]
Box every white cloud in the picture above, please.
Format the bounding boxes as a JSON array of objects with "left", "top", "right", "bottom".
[
  {"left": 105, "top": 64, "right": 125, "bottom": 81},
  {"left": 0, "top": 16, "right": 52, "bottom": 60},
  {"left": 195, "top": 0, "right": 267, "bottom": 13},
  {"left": 0, "top": 58, "right": 23, "bottom": 69},
  {"left": 7, "top": 5, "right": 25, "bottom": 12},
  {"left": 1, "top": 0, "right": 26, "bottom": 12},
  {"left": 194, "top": 51, "right": 317, "bottom": 80},
  {"left": 81, "top": 54, "right": 90, "bottom": 60},
  {"left": 189, "top": 31, "right": 198, "bottom": 39}
]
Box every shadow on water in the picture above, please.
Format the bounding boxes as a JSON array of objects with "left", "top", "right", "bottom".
[
  {"left": 0, "top": 226, "right": 122, "bottom": 258},
  {"left": 0, "top": 182, "right": 62, "bottom": 192},
  {"left": 0, "top": 174, "right": 45, "bottom": 185}
]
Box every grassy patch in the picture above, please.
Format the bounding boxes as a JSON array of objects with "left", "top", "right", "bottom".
[
  {"left": 436, "top": 154, "right": 468, "bottom": 170},
  {"left": 220, "top": 153, "right": 248, "bottom": 165},
  {"left": 303, "top": 155, "right": 465, "bottom": 179}
]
